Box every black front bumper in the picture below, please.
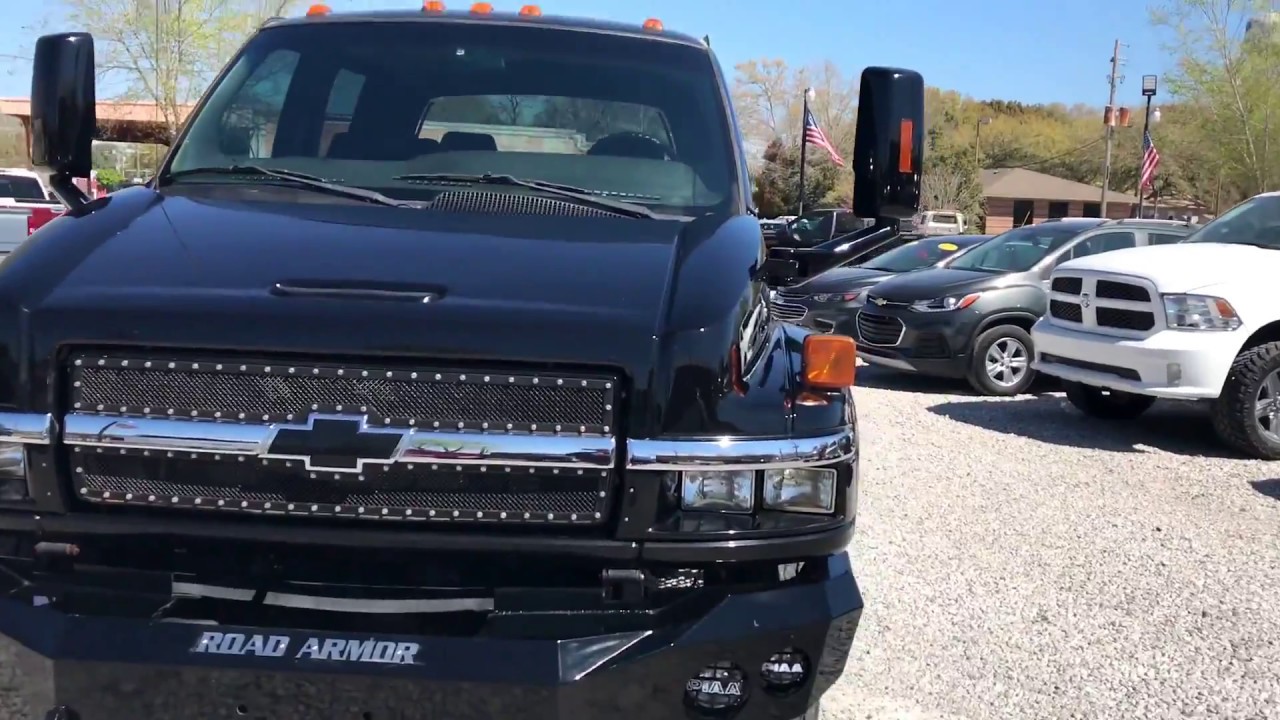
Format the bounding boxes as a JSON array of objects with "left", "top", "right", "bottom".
[{"left": 0, "top": 553, "right": 861, "bottom": 720}]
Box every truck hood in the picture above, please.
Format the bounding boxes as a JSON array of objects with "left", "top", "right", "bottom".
[
  {"left": 865, "top": 267, "right": 995, "bottom": 303},
  {"left": 1056, "top": 242, "right": 1280, "bottom": 293},
  {"left": 27, "top": 191, "right": 695, "bottom": 407},
  {"left": 794, "top": 266, "right": 893, "bottom": 293}
]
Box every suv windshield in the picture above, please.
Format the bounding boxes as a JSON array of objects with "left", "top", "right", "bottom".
[
  {"left": 1183, "top": 194, "right": 1280, "bottom": 248},
  {"left": 947, "top": 224, "right": 1085, "bottom": 273},
  {"left": 164, "top": 20, "right": 736, "bottom": 215},
  {"left": 863, "top": 237, "right": 972, "bottom": 272}
]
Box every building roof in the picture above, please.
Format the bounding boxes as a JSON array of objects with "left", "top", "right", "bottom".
[{"left": 981, "top": 167, "right": 1139, "bottom": 204}]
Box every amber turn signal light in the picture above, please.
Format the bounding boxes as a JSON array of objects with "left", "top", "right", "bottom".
[
  {"left": 642, "top": 18, "right": 664, "bottom": 31},
  {"left": 803, "top": 334, "right": 856, "bottom": 389},
  {"left": 423, "top": 0, "right": 445, "bottom": 10},
  {"left": 306, "top": 3, "right": 331, "bottom": 16},
  {"left": 471, "top": 2, "right": 493, "bottom": 13},
  {"left": 520, "top": 4, "right": 542, "bottom": 15}
]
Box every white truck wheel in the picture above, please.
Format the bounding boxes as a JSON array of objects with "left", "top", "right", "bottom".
[{"left": 1211, "top": 340, "right": 1280, "bottom": 460}]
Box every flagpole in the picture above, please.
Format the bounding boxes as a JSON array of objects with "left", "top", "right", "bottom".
[
  {"left": 1137, "top": 75, "right": 1158, "bottom": 219},
  {"left": 797, "top": 88, "right": 810, "bottom": 215}
]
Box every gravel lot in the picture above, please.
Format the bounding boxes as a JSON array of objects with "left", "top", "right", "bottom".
[{"left": 828, "top": 366, "right": 1280, "bottom": 720}]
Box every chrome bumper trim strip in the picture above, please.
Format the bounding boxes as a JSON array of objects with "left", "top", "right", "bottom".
[
  {"left": 63, "top": 413, "right": 615, "bottom": 470},
  {"left": 625, "top": 428, "right": 856, "bottom": 471},
  {"left": 0, "top": 412, "right": 53, "bottom": 445}
]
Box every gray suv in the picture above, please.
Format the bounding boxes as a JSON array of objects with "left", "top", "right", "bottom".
[{"left": 853, "top": 218, "right": 1199, "bottom": 395}]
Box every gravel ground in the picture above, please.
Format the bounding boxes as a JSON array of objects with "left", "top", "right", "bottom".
[{"left": 826, "top": 365, "right": 1280, "bottom": 720}]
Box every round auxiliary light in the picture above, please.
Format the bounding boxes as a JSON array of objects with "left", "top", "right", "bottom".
[
  {"left": 684, "top": 661, "right": 748, "bottom": 713},
  {"left": 760, "top": 648, "right": 810, "bottom": 693}
]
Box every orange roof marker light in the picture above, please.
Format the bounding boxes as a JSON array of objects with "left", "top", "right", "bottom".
[
  {"left": 423, "top": 0, "right": 445, "bottom": 11},
  {"left": 519, "top": 4, "right": 542, "bottom": 16},
  {"left": 642, "top": 18, "right": 664, "bottom": 32},
  {"left": 305, "top": 3, "right": 331, "bottom": 16},
  {"left": 802, "top": 334, "right": 857, "bottom": 389},
  {"left": 471, "top": 2, "right": 494, "bottom": 13}
]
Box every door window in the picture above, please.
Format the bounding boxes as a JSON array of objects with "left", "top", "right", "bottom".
[
  {"left": 1068, "top": 231, "right": 1137, "bottom": 260},
  {"left": 1148, "top": 232, "right": 1185, "bottom": 245}
]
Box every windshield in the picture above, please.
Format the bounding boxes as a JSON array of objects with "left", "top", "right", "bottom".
[
  {"left": 164, "top": 21, "right": 736, "bottom": 214},
  {"left": 863, "top": 237, "right": 973, "bottom": 272},
  {"left": 1183, "top": 194, "right": 1280, "bottom": 248},
  {"left": 946, "top": 224, "right": 1085, "bottom": 273}
]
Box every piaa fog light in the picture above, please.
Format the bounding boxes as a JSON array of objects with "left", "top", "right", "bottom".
[
  {"left": 685, "top": 661, "right": 747, "bottom": 712},
  {"left": 763, "top": 468, "right": 835, "bottom": 513},
  {"left": 680, "top": 470, "right": 754, "bottom": 512},
  {"left": 760, "top": 648, "right": 810, "bottom": 691}
]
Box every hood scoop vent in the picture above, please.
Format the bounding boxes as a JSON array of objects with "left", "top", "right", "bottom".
[
  {"left": 271, "top": 280, "right": 444, "bottom": 303},
  {"left": 429, "top": 190, "right": 629, "bottom": 219}
]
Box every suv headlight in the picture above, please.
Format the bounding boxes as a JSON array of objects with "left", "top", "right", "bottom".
[
  {"left": 680, "top": 470, "right": 754, "bottom": 512},
  {"left": 763, "top": 468, "right": 835, "bottom": 513},
  {"left": 909, "top": 292, "right": 981, "bottom": 312},
  {"left": 811, "top": 291, "right": 863, "bottom": 303},
  {"left": 1162, "top": 294, "right": 1242, "bottom": 331},
  {"left": 0, "top": 442, "right": 28, "bottom": 501}
]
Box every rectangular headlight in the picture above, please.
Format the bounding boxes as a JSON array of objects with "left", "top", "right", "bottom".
[
  {"left": 679, "top": 470, "right": 754, "bottom": 512},
  {"left": 0, "top": 442, "right": 28, "bottom": 501},
  {"left": 763, "top": 468, "right": 836, "bottom": 514}
]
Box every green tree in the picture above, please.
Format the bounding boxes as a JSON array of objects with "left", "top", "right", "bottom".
[
  {"left": 751, "top": 138, "right": 841, "bottom": 217},
  {"left": 48, "top": 0, "right": 302, "bottom": 143}
]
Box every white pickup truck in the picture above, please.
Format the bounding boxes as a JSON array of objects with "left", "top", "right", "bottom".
[
  {"left": 1031, "top": 191, "right": 1280, "bottom": 459},
  {"left": 0, "top": 169, "right": 65, "bottom": 254}
]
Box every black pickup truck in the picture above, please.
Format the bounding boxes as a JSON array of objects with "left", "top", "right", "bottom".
[{"left": 1, "top": 6, "right": 922, "bottom": 719}]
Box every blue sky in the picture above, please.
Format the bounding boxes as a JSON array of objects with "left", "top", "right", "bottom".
[{"left": 0, "top": 0, "right": 1171, "bottom": 107}]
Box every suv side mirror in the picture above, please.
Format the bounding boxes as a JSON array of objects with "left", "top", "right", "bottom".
[
  {"left": 31, "top": 32, "right": 96, "bottom": 208},
  {"left": 851, "top": 67, "right": 924, "bottom": 222}
]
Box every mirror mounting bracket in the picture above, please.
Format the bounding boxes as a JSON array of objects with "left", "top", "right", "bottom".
[{"left": 48, "top": 172, "right": 90, "bottom": 210}]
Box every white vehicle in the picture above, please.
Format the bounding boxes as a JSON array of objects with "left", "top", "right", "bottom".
[
  {"left": 904, "top": 210, "right": 966, "bottom": 238},
  {"left": 1031, "top": 192, "right": 1280, "bottom": 459}
]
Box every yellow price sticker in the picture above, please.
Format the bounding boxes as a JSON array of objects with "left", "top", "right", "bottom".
[{"left": 938, "top": 242, "right": 959, "bottom": 251}]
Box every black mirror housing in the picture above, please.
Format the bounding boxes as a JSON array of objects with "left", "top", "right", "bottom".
[
  {"left": 31, "top": 32, "right": 96, "bottom": 207},
  {"left": 851, "top": 66, "right": 924, "bottom": 221}
]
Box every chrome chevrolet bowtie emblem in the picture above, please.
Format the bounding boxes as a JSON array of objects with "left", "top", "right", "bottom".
[
  {"left": 1080, "top": 292, "right": 1091, "bottom": 309},
  {"left": 872, "top": 297, "right": 887, "bottom": 306}
]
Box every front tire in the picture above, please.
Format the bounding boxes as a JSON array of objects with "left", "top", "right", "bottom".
[
  {"left": 1063, "top": 381, "right": 1156, "bottom": 419},
  {"left": 1211, "top": 341, "right": 1280, "bottom": 460},
  {"left": 967, "top": 325, "right": 1036, "bottom": 396}
]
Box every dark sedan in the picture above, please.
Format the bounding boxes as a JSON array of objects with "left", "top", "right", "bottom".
[{"left": 772, "top": 234, "right": 992, "bottom": 331}]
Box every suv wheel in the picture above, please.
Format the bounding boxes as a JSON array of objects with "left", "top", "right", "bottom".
[
  {"left": 1063, "top": 382, "right": 1155, "bottom": 419},
  {"left": 1211, "top": 341, "right": 1280, "bottom": 460},
  {"left": 967, "top": 325, "right": 1036, "bottom": 396}
]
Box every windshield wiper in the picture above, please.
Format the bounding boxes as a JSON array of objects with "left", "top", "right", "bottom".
[
  {"left": 164, "top": 165, "right": 413, "bottom": 207},
  {"left": 392, "top": 172, "right": 657, "bottom": 219}
]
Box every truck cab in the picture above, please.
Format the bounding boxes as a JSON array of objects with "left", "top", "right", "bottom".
[{"left": 0, "top": 6, "right": 924, "bottom": 718}]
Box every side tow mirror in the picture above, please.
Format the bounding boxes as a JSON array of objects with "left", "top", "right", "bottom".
[
  {"left": 31, "top": 32, "right": 97, "bottom": 209},
  {"left": 851, "top": 66, "right": 924, "bottom": 223}
]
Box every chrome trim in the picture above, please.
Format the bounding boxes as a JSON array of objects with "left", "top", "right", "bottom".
[
  {"left": 626, "top": 428, "right": 855, "bottom": 471},
  {"left": 856, "top": 311, "right": 906, "bottom": 347},
  {"left": 0, "top": 412, "right": 53, "bottom": 445},
  {"left": 173, "top": 582, "right": 494, "bottom": 613},
  {"left": 63, "top": 413, "right": 615, "bottom": 470}
]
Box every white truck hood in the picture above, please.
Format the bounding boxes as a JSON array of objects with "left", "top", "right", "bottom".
[{"left": 1057, "top": 242, "right": 1280, "bottom": 293}]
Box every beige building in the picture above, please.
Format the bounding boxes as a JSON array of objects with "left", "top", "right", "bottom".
[{"left": 981, "top": 167, "right": 1138, "bottom": 234}]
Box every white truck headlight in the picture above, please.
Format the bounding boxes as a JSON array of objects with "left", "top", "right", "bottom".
[
  {"left": 762, "top": 468, "right": 836, "bottom": 513},
  {"left": 680, "top": 470, "right": 754, "bottom": 512},
  {"left": 0, "top": 442, "right": 28, "bottom": 501},
  {"left": 1162, "top": 294, "right": 1242, "bottom": 331}
]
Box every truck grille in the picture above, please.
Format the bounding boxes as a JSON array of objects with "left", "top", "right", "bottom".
[
  {"left": 72, "top": 355, "right": 614, "bottom": 434},
  {"left": 855, "top": 311, "right": 904, "bottom": 346},
  {"left": 64, "top": 352, "right": 619, "bottom": 526},
  {"left": 1047, "top": 273, "right": 1160, "bottom": 335}
]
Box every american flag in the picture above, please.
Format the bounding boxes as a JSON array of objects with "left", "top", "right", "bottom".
[
  {"left": 804, "top": 107, "right": 845, "bottom": 167},
  {"left": 1140, "top": 128, "right": 1161, "bottom": 191}
]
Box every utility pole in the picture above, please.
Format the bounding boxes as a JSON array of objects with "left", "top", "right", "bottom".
[{"left": 1100, "top": 39, "right": 1124, "bottom": 218}]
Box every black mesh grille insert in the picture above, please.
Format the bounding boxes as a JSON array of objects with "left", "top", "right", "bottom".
[
  {"left": 429, "top": 190, "right": 630, "bottom": 219},
  {"left": 1051, "top": 277, "right": 1083, "bottom": 294},
  {"left": 1095, "top": 280, "right": 1151, "bottom": 302},
  {"left": 72, "top": 448, "right": 609, "bottom": 525},
  {"left": 70, "top": 354, "right": 617, "bottom": 434},
  {"left": 1097, "top": 308, "right": 1155, "bottom": 331},
  {"left": 1050, "top": 300, "right": 1083, "bottom": 322}
]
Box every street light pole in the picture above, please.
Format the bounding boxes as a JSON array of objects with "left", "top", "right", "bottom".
[
  {"left": 1100, "top": 39, "right": 1124, "bottom": 219},
  {"left": 1136, "top": 75, "right": 1158, "bottom": 219},
  {"left": 974, "top": 117, "right": 991, "bottom": 164}
]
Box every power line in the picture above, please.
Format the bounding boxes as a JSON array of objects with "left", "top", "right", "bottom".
[{"left": 1000, "top": 137, "right": 1105, "bottom": 170}]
